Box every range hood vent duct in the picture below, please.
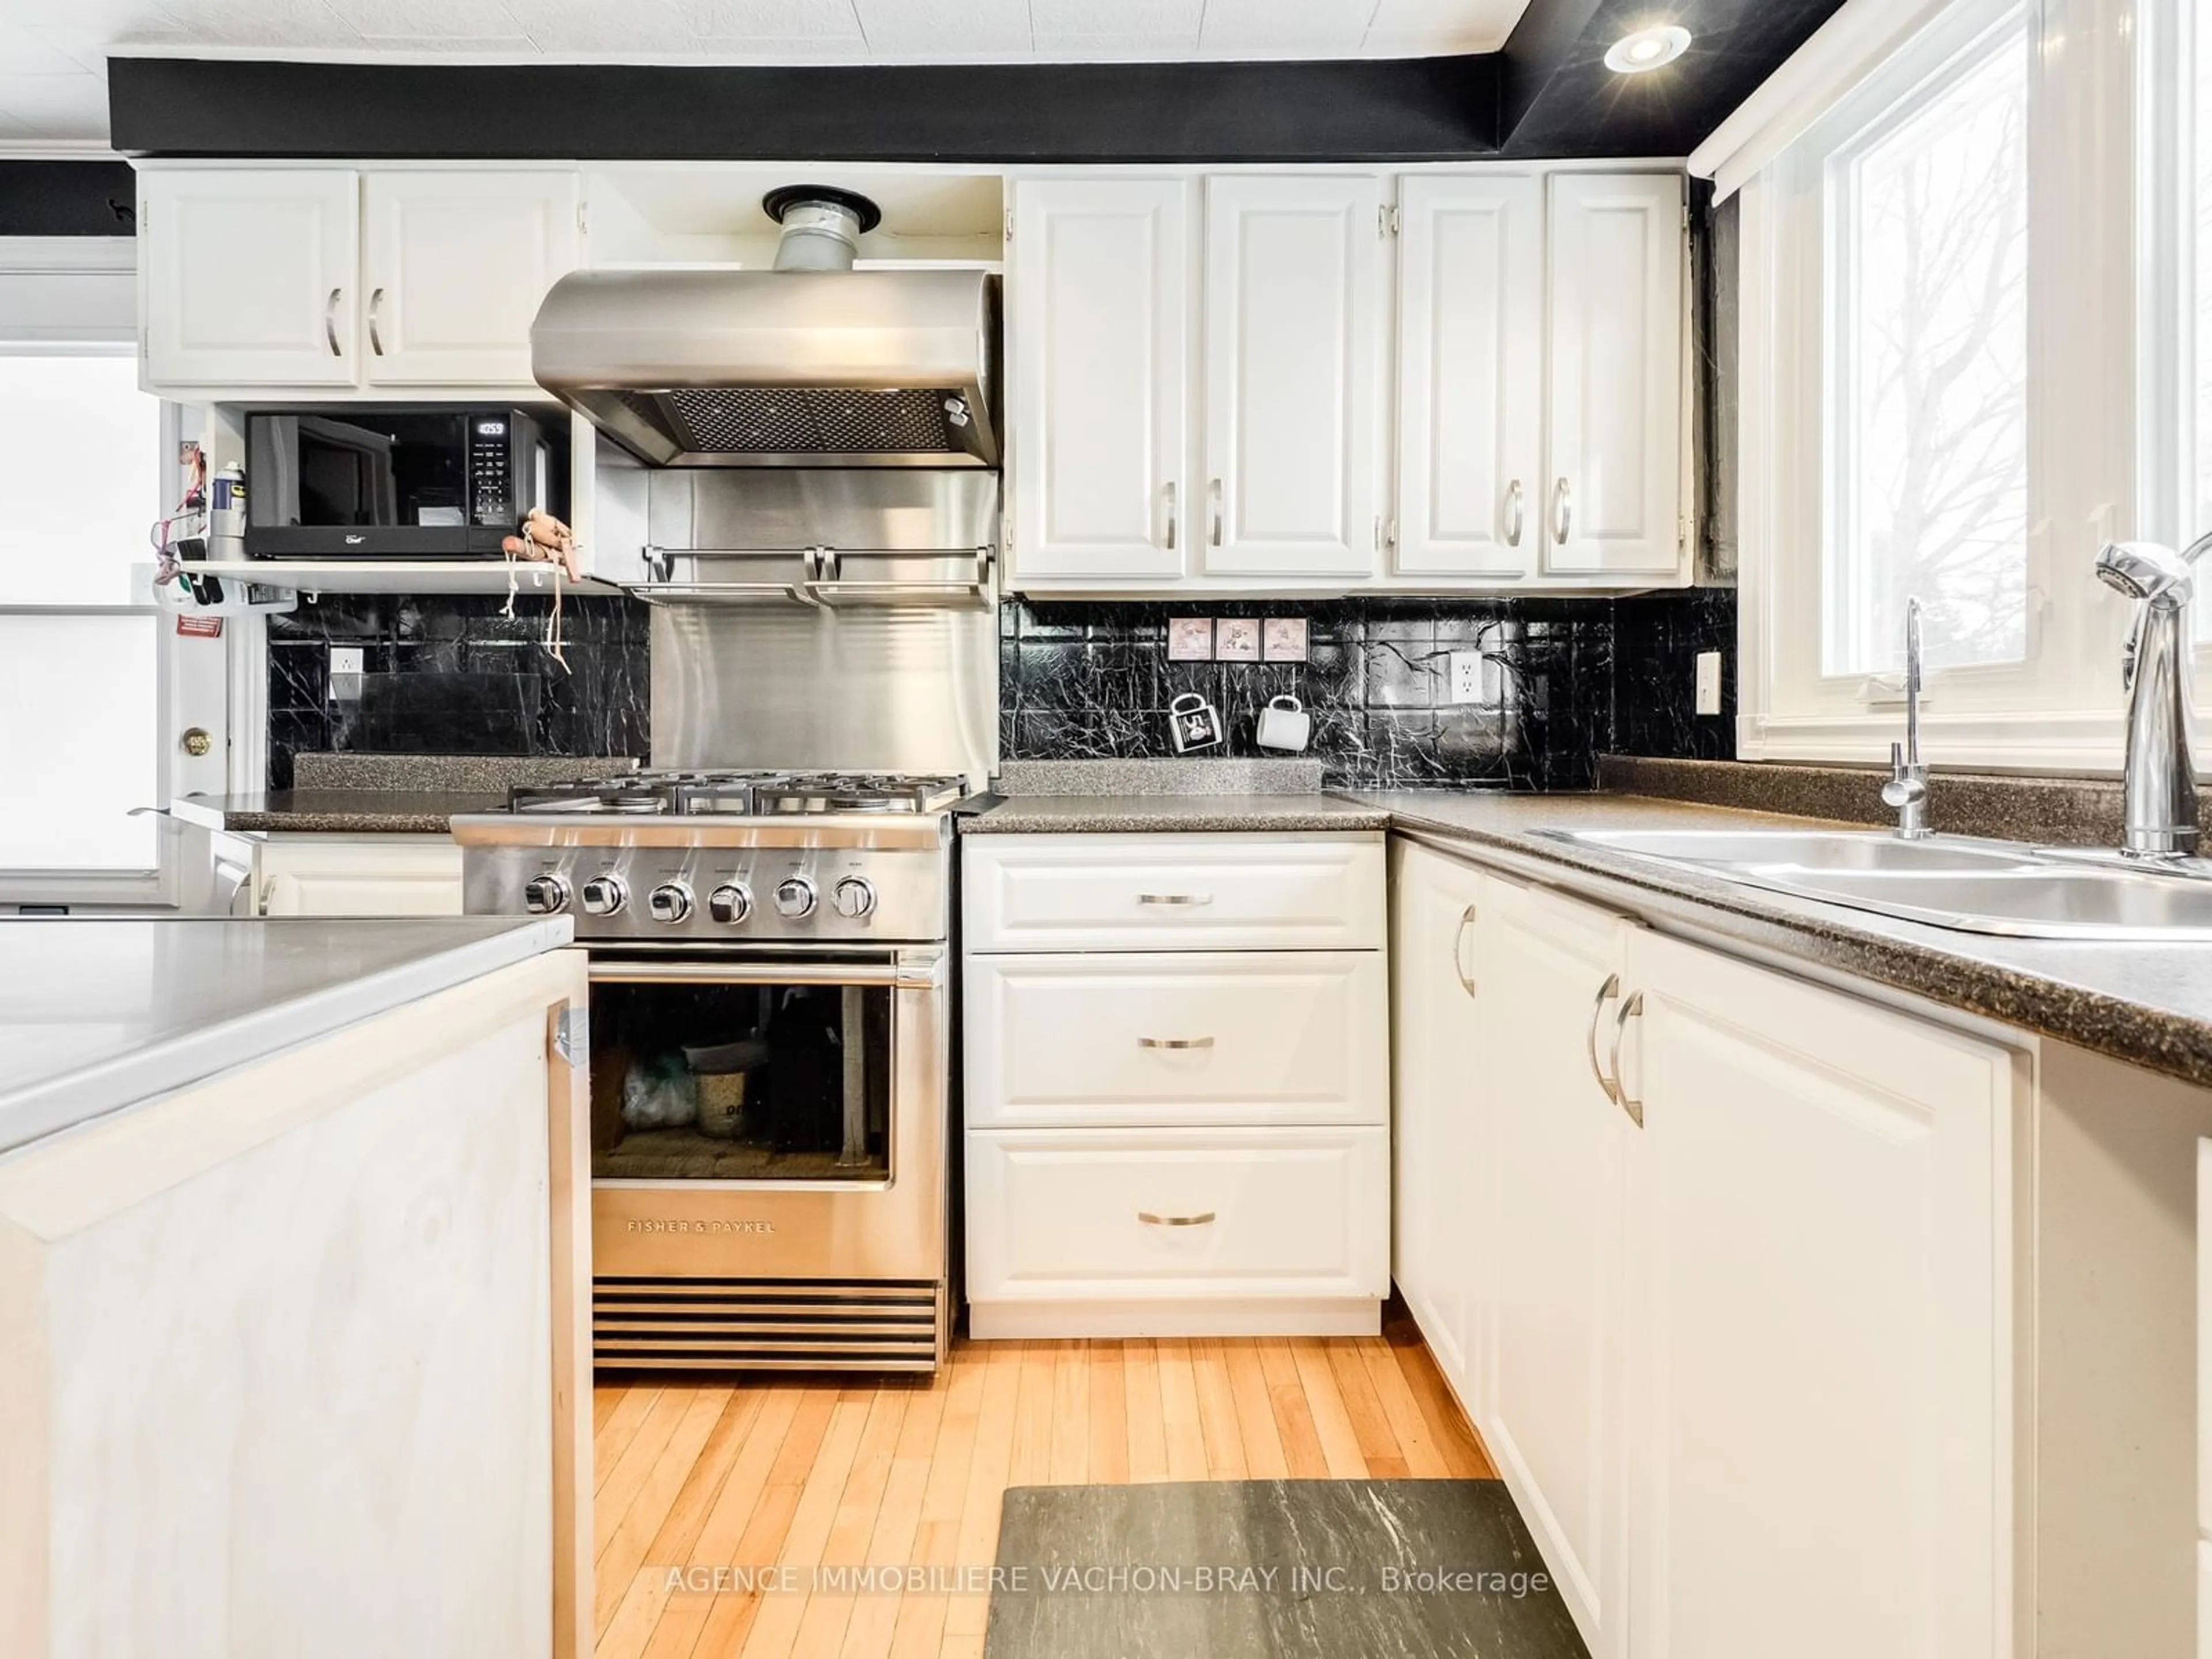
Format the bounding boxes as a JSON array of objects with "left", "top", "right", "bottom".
[{"left": 531, "top": 186, "right": 999, "bottom": 470}]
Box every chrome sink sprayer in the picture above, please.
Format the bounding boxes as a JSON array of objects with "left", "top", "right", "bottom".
[
  {"left": 2095, "top": 533, "right": 2212, "bottom": 857},
  {"left": 1881, "top": 596, "right": 1930, "bottom": 839}
]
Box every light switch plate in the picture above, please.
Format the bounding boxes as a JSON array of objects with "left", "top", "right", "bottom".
[{"left": 1694, "top": 650, "right": 1723, "bottom": 715}]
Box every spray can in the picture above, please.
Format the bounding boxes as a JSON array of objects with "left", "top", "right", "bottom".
[{"left": 211, "top": 462, "right": 247, "bottom": 550}]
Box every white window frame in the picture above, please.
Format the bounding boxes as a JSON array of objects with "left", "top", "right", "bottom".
[
  {"left": 0, "top": 237, "right": 219, "bottom": 910},
  {"left": 1727, "top": 0, "right": 2145, "bottom": 772}
]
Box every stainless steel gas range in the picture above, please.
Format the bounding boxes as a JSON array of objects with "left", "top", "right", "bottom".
[{"left": 453, "top": 770, "right": 969, "bottom": 1373}]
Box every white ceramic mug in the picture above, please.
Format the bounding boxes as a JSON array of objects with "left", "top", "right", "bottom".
[{"left": 1255, "top": 694, "right": 1312, "bottom": 753}]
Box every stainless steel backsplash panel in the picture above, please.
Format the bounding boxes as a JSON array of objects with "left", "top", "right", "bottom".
[
  {"left": 646, "top": 468, "right": 998, "bottom": 553},
  {"left": 650, "top": 601, "right": 998, "bottom": 780}
]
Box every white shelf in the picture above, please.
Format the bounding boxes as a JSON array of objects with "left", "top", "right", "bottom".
[{"left": 166, "top": 560, "right": 626, "bottom": 599}]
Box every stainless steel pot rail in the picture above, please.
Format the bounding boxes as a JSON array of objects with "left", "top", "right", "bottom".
[{"left": 628, "top": 544, "right": 995, "bottom": 609}]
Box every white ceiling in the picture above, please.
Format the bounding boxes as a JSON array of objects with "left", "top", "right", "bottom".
[{"left": 0, "top": 0, "right": 1536, "bottom": 146}]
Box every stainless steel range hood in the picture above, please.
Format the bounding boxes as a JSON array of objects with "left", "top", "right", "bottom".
[{"left": 531, "top": 188, "right": 1000, "bottom": 470}]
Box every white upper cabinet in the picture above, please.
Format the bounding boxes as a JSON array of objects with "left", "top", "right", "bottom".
[
  {"left": 1007, "top": 177, "right": 1188, "bottom": 583},
  {"left": 1542, "top": 172, "right": 1687, "bottom": 575},
  {"left": 1394, "top": 175, "right": 1544, "bottom": 578},
  {"left": 1201, "top": 175, "right": 1381, "bottom": 578},
  {"left": 141, "top": 171, "right": 360, "bottom": 388},
  {"left": 361, "top": 172, "right": 579, "bottom": 386}
]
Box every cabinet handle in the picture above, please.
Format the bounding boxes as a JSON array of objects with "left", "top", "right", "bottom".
[
  {"left": 1452, "top": 904, "right": 1478, "bottom": 997},
  {"left": 368, "top": 286, "right": 387, "bottom": 356},
  {"left": 1553, "top": 478, "right": 1573, "bottom": 546},
  {"left": 1209, "top": 478, "right": 1224, "bottom": 547},
  {"left": 1584, "top": 971, "right": 1621, "bottom": 1104},
  {"left": 1138, "top": 1035, "right": 1215, "bottom": 1050},
  {"left": 1139, "top": 1210, "right": 1217, "bottom": 1228},
  {"left": 1163, "top": 480, "right": 1177, "bottom": 551},
  {"left": 1137, "top": 892, "right": 1211, "bottom": 906},
  {"left": 1607, "top": 991, "right": 1646, "bottom": 1127},
  {"left": 1505, "top": 479, "right": 1525, "bottom": 548},
  {"left": 324, "top": 287, "right": 343, "bottom": 357}
]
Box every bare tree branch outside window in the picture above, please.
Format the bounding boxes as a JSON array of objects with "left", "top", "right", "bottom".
[{"left": 1827, "top": 34, "right": 2030, "bottom": 677}]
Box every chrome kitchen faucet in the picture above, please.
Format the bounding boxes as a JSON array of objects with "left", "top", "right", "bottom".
[
  {"left": 1881, "top": 596, "right": 1931, "bottom": 839},
  {"left": 2095, "top": 532, "right": 2212, "bottom": 857}
]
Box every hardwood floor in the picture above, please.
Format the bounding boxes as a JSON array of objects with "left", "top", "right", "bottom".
[{"left": 590, "top": 1313, "right": 1492, "bottom": 1659}]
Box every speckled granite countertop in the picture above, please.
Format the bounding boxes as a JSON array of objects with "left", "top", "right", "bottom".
[
  {"left": 963, "top": 793, "right": 1393, "bottom": 834},
  {"left": 1348, "top": 789, "right": 2212, "bottom": 1092},
  {"left": 169, "top": 791, "right": 504, "bottom": 834}
]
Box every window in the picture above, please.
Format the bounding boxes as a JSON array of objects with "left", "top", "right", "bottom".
[
  {"left": 0, "top": 240, "right": 172, "bottom": 903},
  {"left": 1728, "top": 0, "right": 2143, "bottom": 770},
  {"left": 1825, "top": 30, "right": 2028, "bottom": 678}
]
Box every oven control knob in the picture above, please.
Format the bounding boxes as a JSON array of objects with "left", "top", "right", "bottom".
[
  {"left": 579, "top": 874, "right": 628, "bottom": 916},
  {"left": 522, "top": 873, "right": 570, "bottom": 915},
  {"left": 832, "top": 877, "right": 877, "bottom": 920},
  {"left": 707, "top": 883, "right": 753, "bottom": 925},
  {"left": 647, "top": 881, "right": 694, "bottom": 924},
  {"left": 774, "top": 875, "right": 817, "bottom": 919}
]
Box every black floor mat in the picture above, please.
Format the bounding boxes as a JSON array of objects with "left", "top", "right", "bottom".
[{"left": 986, "top": 1478, "right": 1589, "bottom": 1659}]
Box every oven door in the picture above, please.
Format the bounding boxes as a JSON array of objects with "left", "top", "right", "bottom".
[{"left": 584, "top": 949, "right": 949, "bottom": 1286}]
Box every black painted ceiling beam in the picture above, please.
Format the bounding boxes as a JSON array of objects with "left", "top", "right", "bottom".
[
  {"left": 0, "top": 160, "right": 137, "bottom": 236},
  {"left": 1499, "top": 0, "right": 1847, "bottom": 158},
  {"left": 108, "top": 55, "right": 1502, "bottom": 164}
]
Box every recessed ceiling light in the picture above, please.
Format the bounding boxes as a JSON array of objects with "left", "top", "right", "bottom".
[{"left": 1605, "top": 23, "right": 1693, "bottom": 74}]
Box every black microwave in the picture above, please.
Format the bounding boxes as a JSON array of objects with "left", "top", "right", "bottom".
[{"left": 243, "top": 405, "right": 569, "bottom": 559}]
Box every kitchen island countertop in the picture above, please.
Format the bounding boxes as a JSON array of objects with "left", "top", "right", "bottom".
[{"left": 0, "top": 915, "right": 572, "bottom": 1158}]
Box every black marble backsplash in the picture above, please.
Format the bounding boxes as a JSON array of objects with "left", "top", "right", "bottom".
[
  {"left": 999, "top": 589, "right": 1736, "bottom": 791},
  {"left": 264, "top": 586, "right": 1732, "bottom": 793},
  {"left": 265, "top": 593, "right": 650, "bottom": 789}
]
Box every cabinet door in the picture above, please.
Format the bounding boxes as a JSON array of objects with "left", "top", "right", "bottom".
[
  {"left": 1475, "top": 877, "right": 1633, "bottom": 1659},
  {"left": 1202, "top": 175, "right": 1381, "bottom": 578},
  {"left": 1007, "top": 177, "right": 1188, "bottom": 585},
  {"left": 1543, "top": 172, "right": 1685, "bottom": 576},
  {"left": 1626, "top": 930, "right": 2013, "bottom": 1659},
  {"left": 1388, "top": 841, "right": 1489, "bottom": 1407},
  {"left": 141, "top": 171, "right": 359, "bottom": 388},
  {"left": 362, "top": 172, "right": 579, "bottom": 386},
  {"left": 256, "top": 839, "right": 464, "bottom": 916},
  {"left": 1395, "top": 176, "right": 1544, "bottom": 578}
]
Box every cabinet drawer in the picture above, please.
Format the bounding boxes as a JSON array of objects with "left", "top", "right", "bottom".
[
  {"left": 963, "top": 834, "right": 1383, "bottom": 952},
  {"left": 965, "top": 951, "right": 1385, "bottom": 1128},
  {"left": 965, "top": 1126, "right": 1388, "bottom": 1302}
]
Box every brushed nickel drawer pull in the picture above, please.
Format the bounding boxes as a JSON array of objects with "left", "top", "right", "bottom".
[
  {"left": 1139, "top": 1210, "right": 1217, "bottom": 1228},
  {"left": 1138, "top": 1035, "right": 1215, "bottom": 1050},
  {"left": 1137, "top": 892, "right": 1212, "bottom": 906},
  {"left": 1609, "top": 990, "right": 1646, "bottom": 1127},
  {"left": 324, "top": 287, "right": 343, "bottom": 356},
  {"left": 1452, "top": 903, "right": 1478, "bottom": 997},
  {"left": 1585, "top": 971, "right": 1622, "bottom": 1104}
]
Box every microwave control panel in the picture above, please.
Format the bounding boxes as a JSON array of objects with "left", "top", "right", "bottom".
[{"left": 471, "top": 416, "right": 514, "bottom": 527}]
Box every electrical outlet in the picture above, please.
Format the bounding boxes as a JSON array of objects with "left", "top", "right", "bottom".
[
  {"left": 1448, "top": 650, "right": 1488, "bottom": 706},
  {"left": 329, "top": 646, "right": 365, "bottom": 703},
  {"left": 1694, "top": 650, "right": 1723, "bottom": 716}
]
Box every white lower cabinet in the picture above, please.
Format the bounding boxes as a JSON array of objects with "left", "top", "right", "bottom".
[
  {"left": 1627, "top": 929, "right": 2013, "bottom": 1659},
  {"left": 964, "top": 832, "right": 1388, "bottom": 1338},
  {"left": 254, "top": 836, "right": 464, "bottom": 917},
  {"left": 1388, "top": 842, "right": 1489, "bottom": 1414},
  {"left": 1388, "top": 840, "right": 2019, "bottom": 1659},
  {"left": 1477, "top": 876, "right": 1636, "bottom": 1659}
]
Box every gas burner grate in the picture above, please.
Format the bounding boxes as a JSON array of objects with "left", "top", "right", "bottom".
[{"left": 505, "top": 770, "right": 968, "bottom": 818}]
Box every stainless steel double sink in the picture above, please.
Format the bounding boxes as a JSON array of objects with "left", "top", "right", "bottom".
[{"left": 1534, "top": 828, "right": 2212, "bottom": 941}]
